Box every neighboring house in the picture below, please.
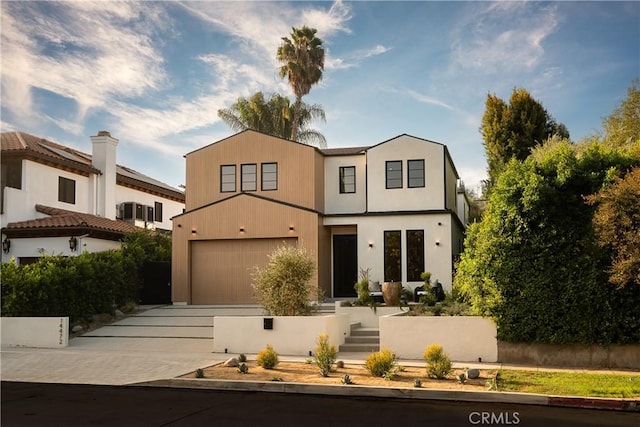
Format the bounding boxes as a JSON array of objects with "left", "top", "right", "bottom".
[
  {"left": 172, "top": 130, "right": 469, "bottom": 305},
  {"left": 1, "top": 131, "right": 185, "bottom": 264}
]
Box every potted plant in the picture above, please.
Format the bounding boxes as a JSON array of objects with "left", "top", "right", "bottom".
[{"left": 381, "top": 281, "right": 402, "bottom": 306}]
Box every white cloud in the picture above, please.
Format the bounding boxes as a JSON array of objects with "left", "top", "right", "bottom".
[
  {"left": 326, "top": 44, "right": 391, "bottom": 70},
  {"left": 450, "top": 2, "right": 561, "bottom": 74},
  {"left": 1, "top": 1, "right": 169, "bottom": 121},
  {"left": 405, "top": 89, "right": 454, "bottom": 111}
]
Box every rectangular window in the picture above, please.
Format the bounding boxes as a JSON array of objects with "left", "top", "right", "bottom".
[
  {"left": 408, "top": 159, "right": 425, "bottom": 188},
  {"left": 406, "top": 230, "right": 425, "bottom": 281},
  {"left": 58, "top": 176, "right": 76, "bottom": 204},
  {"left": 261, "top": 163, "right": 278, "bottom": 191},
  {"left": 221, "top": 165, "right": 236, "bottom": 193},
  {"left": 386, "top": 161, "right": 402, "bottom": 189},
  {"left": 1, "top": 159, "right": 22, "bottom": 213},
  {"left": 384, "top": 230, "right": 402, "bottom": 282},
  {"left": 146, "top": 206, "right": 154, "bottom": 222},
  {"left": 241, "top": 164, "right": 257, "bottom": 192},
  {"left": 135, "top": 203, "right": 144, "bottom": 220},
  {"left": 339, "top": 166, "right": 356, "bottom": 193},
  {"left": 154, "top": 202, "right": 163, "bottom": 222}
]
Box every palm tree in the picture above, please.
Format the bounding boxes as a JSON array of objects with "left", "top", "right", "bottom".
[
  {"left": 277, "top": 26, "right": 325, "bottom": 142},
  {"left": 217, "top": 92, "right": 326, "bottom": 147}
]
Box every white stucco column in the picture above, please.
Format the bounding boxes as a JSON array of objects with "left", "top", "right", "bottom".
[{"left": 90, "top": 131, "right": 118, "bottom": 220}]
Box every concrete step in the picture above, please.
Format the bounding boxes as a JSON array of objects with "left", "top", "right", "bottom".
[
  {"left": 338, "top": 343, "right": 380, "bottom": 353},
  {"left": 350, "top": 328, "right": 379, "bottom": 337},
  {"left": 82, "top": 325, "right": 213, "bottom": 339},
  {"left": 345, "top": 336, "right": 379, "bottom": 344}
]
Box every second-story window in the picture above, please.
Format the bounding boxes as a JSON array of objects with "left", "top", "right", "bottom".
[
  {"left": 386, "top": 161, "right": 402, "bottom": 189},
  {"left": 221, "top": 165, "right": 236, "bottom": 193},
  {"left": 58, "top": 176, "right": 76, "bottom": 204},
  {"left": 339, "top": 166, "right": 356, "bottom": 193},
  {"left": 154, "top": 202, "right": 163, "bottom": 222},
  {"left": 241, "top": 164, "right": 257, "bottom": 192},
  {"left": 261, "top": 163, "right": 278, "bottom": 191},
  {"left": 408, "top": 159, "right": 425, "bottom": 188}
]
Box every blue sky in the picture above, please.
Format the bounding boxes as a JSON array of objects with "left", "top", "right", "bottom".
[{"left": 1, "top": 1, "right": 638, "bottom": 192}]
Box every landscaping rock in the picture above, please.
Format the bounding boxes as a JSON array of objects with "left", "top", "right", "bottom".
[
  {"left": 223, "top": 357, "right": 239, "bottom": 367},
  {"left": 466, "top": 368, "right": 480, "bottom": 379},
  {"left": 114, "top": 309, "right": 125, "bottom": 318},
  {"left": 71, "top": 325, "right": 84, "bottom": 333}
]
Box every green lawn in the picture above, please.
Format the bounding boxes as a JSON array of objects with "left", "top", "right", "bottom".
[{"left": 499, "top": 370, "right": 640, "bottom": 398}]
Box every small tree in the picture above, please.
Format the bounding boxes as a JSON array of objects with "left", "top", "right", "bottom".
[
  {"left": 314, "top": 333, "right": 337, "bottom": 377},
  {"left": 252, "top": 243, "right": 316, "bottom": 316},
  {"left": 424, "top": 343, "right": 453, "bottom": 379}
]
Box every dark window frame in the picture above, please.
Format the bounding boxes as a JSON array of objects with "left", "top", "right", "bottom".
[
  {"left": 408, "top": 159, "right": 425, "bottom": 188},
  {"left": 339, "top": 166, "right": 356, "bottom": 194},
  {"left": 261, "top": 162, "right": 278, "bottom": 191},
  {"left": 386, "top": 160, "right": 403, "bottom": 189},
  {"left": 384, "top": 230, "right": 402, "bottom": 282},
  {"left": 58, "top": 176, "right": 76, "bottom": 204},
  {"left": 406, "top": 229, "right": 425, "bottom": 281},
  {"left": 220, "top": 164, "right": 236, "bottom": 193},
  {"left": 154, "top": 202, "right": 163, "bottom": 222},
  {"left": 241, "top": 163, "right": 257, "bottom": 192}
]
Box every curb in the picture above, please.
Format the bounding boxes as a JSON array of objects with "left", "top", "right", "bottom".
[{"left": 138, "top": 378, "right": 639, "bottom": 412}]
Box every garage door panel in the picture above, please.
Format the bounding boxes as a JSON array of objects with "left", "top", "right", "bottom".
[{"left": 191, "top": 238, "right": 296, "bottom": 304}]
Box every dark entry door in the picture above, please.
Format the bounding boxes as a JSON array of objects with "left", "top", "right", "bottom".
[{"left": 333, "top": 234, "right": 357, "bottom": 297}]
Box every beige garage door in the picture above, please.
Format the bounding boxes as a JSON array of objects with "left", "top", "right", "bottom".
[{"left": 191, "top": 238, "right": 296, "bottom": 304}]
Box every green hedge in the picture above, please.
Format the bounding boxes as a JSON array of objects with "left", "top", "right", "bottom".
[
  {"left": 1, "top": 230, "right": 170, "bottom": 323},
  {"left": 1, "top": 251, "right": 136, "bottom": 321},
  {"left": 455, "top": 140, "right": 640, "bottom": 345}
]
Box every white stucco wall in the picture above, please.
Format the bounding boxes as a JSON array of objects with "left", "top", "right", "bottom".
[
  {"left": 1, "top": 161, "right": 91, "bottom": 225},
  {"left": 335, "top": 305, "right": 405, "bottom": 328},
  {"left": 379, "top": 315, "right": 497, "bottom": 362},
  {"left": 0, "top": 236, "right": 121, "bottom": 264},
  {"left": 116, "top": 185, "right": 184, "bottom": 231},
  {"left": 366, "top": 136, "right": 446, "bottom": 212},
  {"left": 213, "top": 314, "right": 350, "bottom": 356},
  {"left": 325, "top": 212, "right": 455, "bottom": 292},
  {"left": 323, "top": 154, "right": 366, "bottom": 214},
  {"left": 1, "top": 317, "right": 69, "bottom": 348}
]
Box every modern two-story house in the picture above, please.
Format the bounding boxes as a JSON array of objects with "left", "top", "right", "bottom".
[
  {"left": 171, "top": 130, "right": 468, "bottom": 305},
  {"left": 1, "top": 131, "right": 185, "bottom": 264}
]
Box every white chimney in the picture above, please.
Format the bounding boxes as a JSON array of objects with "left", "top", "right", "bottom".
[{"left": 91, "top": 131, "right": 118, "bottom": 220}]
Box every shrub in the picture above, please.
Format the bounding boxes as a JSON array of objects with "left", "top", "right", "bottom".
[
  {"left": 424, "top": 344, "right": 453, "bottom": 379},
  {"left": 237, "top": 363, "right": 249, "bottom": 374},
  {"left": 365, "top": 349, "right": 396, "bottom": 377},
  {"left": 251, "top": 244, "right": 316, "bottom": 316},
  {"left": 256, "top": 344, "right": 279, "bottom": 369},
  {"left": 238, "top": 353, "right": 247, "bottom": 363},
  {"left": 314, "top": 334, "right": 337, "bottom": 377}
]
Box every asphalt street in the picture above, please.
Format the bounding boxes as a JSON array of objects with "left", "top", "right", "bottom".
[{"left": 2, "top": 382, "right": 638, "bottom": 427}]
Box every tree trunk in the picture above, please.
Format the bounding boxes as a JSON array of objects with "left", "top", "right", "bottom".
[{"left": 291, "top": 96, "right": 302, "bottom": 141}]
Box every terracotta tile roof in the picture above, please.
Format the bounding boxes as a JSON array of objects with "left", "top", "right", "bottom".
[
  {"left": 1, "top": 131, "right": 185, "bottom": 202},
  {"left": 3, "top": 204, "right": 138, "bottom": 238}
]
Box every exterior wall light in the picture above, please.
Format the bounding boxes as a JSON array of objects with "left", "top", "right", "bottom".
[
  {"left": 191, "top": 228, "right": 197, "bottom": 235},
  {"left": 2, "top": 238, "right": 10, "bottom": 253},
  {"left": 69, "top": 236, "right": 78, "bottom": 252},
  {"left": 239, "top": 227, "right": 245, "bottom": 233},
  {"left": 435, "top": 241, "right": 440, "bottom": 246},
  {"left": 289, "top": 225, "right": 295, "bottom": 231},
  {"left": 368, "top": 242, "right": 374, "bottom": 248}
]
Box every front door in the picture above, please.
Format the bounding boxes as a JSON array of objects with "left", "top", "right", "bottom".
[{"left": 333, "top": 234, "right": 357, "bottom": 297}]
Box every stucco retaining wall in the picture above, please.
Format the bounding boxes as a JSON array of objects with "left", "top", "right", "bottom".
[
  {"left": 213, "top": 314, "right": 350, "bottom": 356},
  {"left": 498, "top": 341, "right": 640, "bottom": 369},
  {"left": 335, "top": 304, "right": 405, "bottom": 328},
  {"left": 1, "top": 317, "right": 69, "bottom": 348},
  {"left": 379, "top": 315, "right": 498, "bottom": 362}
]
